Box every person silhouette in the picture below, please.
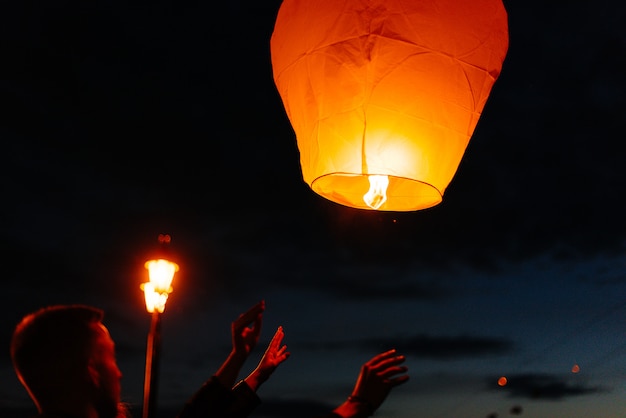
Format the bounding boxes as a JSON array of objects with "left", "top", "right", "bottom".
[
  {"left": 10, "top": 301, "right": 288, "bottom": 418},
  {"left": 11, "top": 301, "right": 408, "bottom": 418}
]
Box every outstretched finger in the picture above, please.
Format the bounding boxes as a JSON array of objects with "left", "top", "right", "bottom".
[
  {"left": 274, "top": 343, "right": 290, "bottom": 363},
  {"left": 386, "top": 374, "right": 410, "bottom": 387},
  {"left": 370, "top": 353, "right": 406, "bottom": 372},
  {"left": 365, "top": 349, "right": 399, "bottom": 366},
  {"left": 269, "top": 326, "right": 285, "bottom": 348},
  {"left": 379, "top": 365, "right": 409, "bottom": 380},
  {"left": 276, "top": 345, "right": 288, "bottom": 356}
]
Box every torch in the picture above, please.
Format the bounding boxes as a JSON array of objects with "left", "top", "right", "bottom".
[{"left": 140, "top": 234, "right": 179, "bottom": 418}]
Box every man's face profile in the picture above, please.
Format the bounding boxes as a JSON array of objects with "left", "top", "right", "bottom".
[
  {"left": 91, "top": 323, "right": 126, "bottom": 418},
  {"left": 11, "top": 305, "right": 131, "bottom": 418}
]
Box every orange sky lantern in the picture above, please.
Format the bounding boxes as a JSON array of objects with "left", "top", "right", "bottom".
[{"left": 271, "top": 0, "right": 509, "bottom": 211}]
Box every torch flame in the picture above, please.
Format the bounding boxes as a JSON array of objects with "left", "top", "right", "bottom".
[
  {"left": 363, "top": 175, "right": 389, "bottom": 210},
  {"left": 145, "top": 259, "right": 179, "bottom": 293},
  {"left": 141, "top": 259, "right": 179, "bottom": 313},
  {"left": 141, "top": 282, "right": 169, "bottom": 313}
]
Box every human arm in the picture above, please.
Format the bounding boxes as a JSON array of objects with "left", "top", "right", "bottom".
[
  {"left": 243, "top": 325, "right": 290, "bottom": 392},
  {"left": 214, "top": 300, "right": 265, "bottom": 389},
  {"left": 329, "top": 349, "right": 409, "bottom": 418},
  {"left": 210, "top": 325, "right": 289, "bottom": 418},
  {"left": 177, "top": 301, "right": 278, "bottom": 418}
]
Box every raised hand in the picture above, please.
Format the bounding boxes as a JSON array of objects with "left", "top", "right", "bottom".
[
  {"left": 231, "top": 300, "right": 265, "bottom": 358},
  {"left": 330, "top": 349, "right": 409, "bottom": 417},
  {"left": 256, "top": 326, "right": 290, "bottom": 381},
  {"left": 216, "top": 300, "right": 266, "bottom": 388},
  {"left": 244, "top": 326, "right": 290, "bottom": 392},
  {"left": 350, "top": 349, "right": 409, "bottom": 412}
]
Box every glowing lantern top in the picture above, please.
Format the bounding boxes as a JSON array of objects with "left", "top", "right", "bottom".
[
  {"left": 271, "top": 0, "right": 508, "bottom": 211},
  {"left": 140, "top": 234, "right": 180, "bottom": 313}
]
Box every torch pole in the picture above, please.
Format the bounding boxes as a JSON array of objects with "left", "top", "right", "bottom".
[{"left": 143, "top": 311, "right": 162, "bottom": 418}]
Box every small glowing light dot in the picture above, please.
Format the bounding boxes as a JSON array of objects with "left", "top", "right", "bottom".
[
  {"left": 572, "top": 364, "right": 580, "bottom": 373},
  {"left": 497, "top": 376, "right": 508, "bottom": 386}
]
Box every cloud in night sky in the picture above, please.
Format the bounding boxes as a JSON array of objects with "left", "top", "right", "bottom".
[
  {"left": 489, "top": 373, "right": 606, "bottom": 400},
  {"left": 301, "top": 334, "right": 515, "bottom": 360}
]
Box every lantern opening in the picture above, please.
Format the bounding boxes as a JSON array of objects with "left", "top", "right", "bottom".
[
  {"left": 312, "top": 173, "right": 443, "bottom": 211},
  {"left": 363, "top": 175, "right": 389, "bottom": 210}
]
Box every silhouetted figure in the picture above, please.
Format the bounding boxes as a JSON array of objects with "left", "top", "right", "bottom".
[
  {"left": 11, "top": 305, "right": 128, "bottom": 418},
  {"left": 11, "top": 301, "right": 409, "bottom": 418},
  {"left": 10, "top": 301, "right": 288, "bottom": 418}
]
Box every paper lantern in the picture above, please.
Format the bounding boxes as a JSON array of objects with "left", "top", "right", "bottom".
[{"left": 270, "top": 0, "right": 508, "bottom": 211}]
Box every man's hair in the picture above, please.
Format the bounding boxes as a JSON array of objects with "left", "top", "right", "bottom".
[{"left": 10, "top": 305, "right": 105, "bottom": 403}]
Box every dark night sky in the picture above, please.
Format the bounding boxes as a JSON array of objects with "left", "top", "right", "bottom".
[{"left": 2, "top": 1, "right": 626, "bottom": 417}]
